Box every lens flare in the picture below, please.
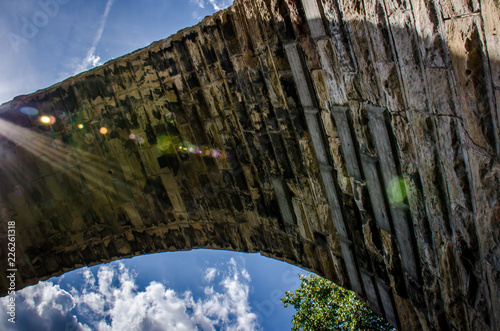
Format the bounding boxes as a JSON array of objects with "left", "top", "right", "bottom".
[
  {"left": 387, "top": 177, "right": 407, "bottom": 204},
  {"left": 107, "top": 83, "right": 117, "bottom": 93},
  {"left": 19, "top": 107, "right": 38, "bottom": 116},
  {"left": 40, "top": 115, "right": 56, "bottom": 125},
  {"left": 100, "top": 119, "right": 115, "bottom": 132},
  {"left": 166, "top": 112, "right": 176, "bottom": 123},
  {"left": 129, "top": 133, "right": 136, "bottom": 140},
  {"left": 167, "top": 140, "right": 226, "bottom": 158},
  {"left": 179, "top": 141, "right": 198, "bottom": 154},
  {"left": 157, "top": 135, "right": 173, "bottom": 152},
  {"left": 84, "top": 133, "right": 95, "bottom": 144},
  {"left": 99, "top": 127, "right": 108, "bottom": 135}
]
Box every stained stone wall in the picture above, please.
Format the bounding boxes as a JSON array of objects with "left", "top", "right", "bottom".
[{"left": 0, "top": 0, "right": 498, "bottom": 330}]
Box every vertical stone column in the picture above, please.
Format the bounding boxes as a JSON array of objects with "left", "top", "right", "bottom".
[{"left": 284, "top": 40, "right": 363, "bottom": 294}]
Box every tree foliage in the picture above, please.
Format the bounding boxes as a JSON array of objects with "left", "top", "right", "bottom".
[{"left": 281, "top": 274, "right": 395, "bottom": 331}]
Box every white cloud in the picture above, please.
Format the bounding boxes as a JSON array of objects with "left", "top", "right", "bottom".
[
  {"left": 0, "top": 259, "right": 260, "bottom": 331},
  {"left": 190, "top": 0, "right": 205, "bottom": 8},
  {"left": 74, "top": 0, "right": 115, "bottom": 74},
  {"left": 82, "top": 268, "right": 96, "bottom": 287},
  {"left": 79, "top": 292, "right": 106, "bottom": 314},
  {"left": 204, "top": 268, "right": 217, "bottom": 282},
  {"left": 191, "top": 0, "right": 234, "bottom": 10},
  {"left": 0, "top": 281, "right": 91, "bottom": 331},
  {"left": 21, "top": 281, "right": 75, "bottom": 316},
  {"left": 208, "top": 0, "right": 224, "bottom": 11},
  {"left": 241, "top": 269, "right": 251, "bottom": 282},
  {"left": 97, "top": 265, "right": 115, "bottom": 299},
  {"left": 208, "top": 0, "right": 233, "bottom": 11},
  {"left": 191, "top": 0, "right": 233, "bottom": 22}
]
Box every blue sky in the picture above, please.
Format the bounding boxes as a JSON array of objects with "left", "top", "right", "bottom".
[
  {"left": 0, "top": 1, "right": 310, "bottom": 330},
  {"left": 0, "top": 0, "right": 233, "bottom": 104},
  {"left": 0, "top": 250, "right": 306, "bottom": 330}
]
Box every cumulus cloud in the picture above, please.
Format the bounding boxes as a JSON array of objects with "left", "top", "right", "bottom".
[
  {"left": 0, "top": 281, "right": 91, "bottom": 331},
  {"left": 0, "top": 259, "right": 259, "bottom": 331}
]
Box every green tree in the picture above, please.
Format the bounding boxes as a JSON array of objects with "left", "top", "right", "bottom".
[{"left": 281, "top": 274, "right": 395, "bottom": 331}]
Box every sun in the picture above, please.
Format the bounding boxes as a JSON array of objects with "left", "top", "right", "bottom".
[{"left": 40, "top": 116, "right": 51, "bottom": 124}]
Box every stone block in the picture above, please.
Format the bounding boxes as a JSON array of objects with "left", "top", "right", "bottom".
[
  {"left": 343, "top": 19, "right": 381, "bottom": 104},
  {"left": 315, "top": 38, "right": 348, "bottom": 105},
  {"left": 366, "top": 105, "right": 419, "bottom": 280},
  {"left": 304, "top": 110, "right": 329, "bottom": 165},
  {"left": 375, "top": 61, "right": 405, "bottom": 111},
  {"left": 360, "top": 154, "right": 392, "bottom": 232},
  {"left": 364, "top": 0, "right": 394, "bottom": 62},
  {"left": 409, "top": 0, "right": 446, "bottom": 68},
  {"left": 320, "top": 169, "right": 348, "bottom": 238},
  {"left": 481, "top": 0, "right": 500, "bottom": 89},
  {"left": 339, "top": 241, "right": 363, "bottom": 294},
  {"left": 440, "top": 0, "right": 480, "bottom": 19},
  {"left": 284, "top": 42, "right": 316, "bottom": 108},
  {"left": 446, "top": 16, "right": 499, "bottom": 153},
  {"left": 319, "top": 0, "right": 356, "bottom": 72},
  {"left": 301, "top": 0, "right": 327, "bottom": 38},
  {"left": 160, "top": 173, "right": 186, "bottom": 213},
  {"left": 271, "top": 177, "right": 296, "bottom": 224},
  {"left": 331, "top": 106, "right": 362, "bottom": 179},
  {"left": 425, "top": 68, "right": 457, "bottom": 116},
  {"left": 360, "top": 270, "right": 383, "bottom": 315},
  {"left": 376, "top": 279, "right": 399, "bottom": 328}
]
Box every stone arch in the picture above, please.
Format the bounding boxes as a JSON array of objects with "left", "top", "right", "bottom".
[{"left": 0, "top": 0, "right": 499, "bottom": 330}]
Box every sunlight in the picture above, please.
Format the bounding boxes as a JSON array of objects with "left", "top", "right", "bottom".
[
  {"left": 0, "top": 116, "right": 121, "bottom": 196},
  {"left": 0, "top": 110, "right": 228, "bottom": 198},
  {"left": 39, "top": 115, "right": 54, "bottom": 124}
]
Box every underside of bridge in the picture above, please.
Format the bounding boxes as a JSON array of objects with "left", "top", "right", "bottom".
[{"left": 0, "top": 0, "right": 498, "bottom": 329}]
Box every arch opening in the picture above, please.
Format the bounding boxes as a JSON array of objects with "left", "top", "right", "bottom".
[{"left": 1, "top": 249, "right": 319, "bottom": 330}]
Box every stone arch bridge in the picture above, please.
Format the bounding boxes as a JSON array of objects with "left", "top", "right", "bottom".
[{"left": 0, "top": 0, "right": 499, "bottom": 330}]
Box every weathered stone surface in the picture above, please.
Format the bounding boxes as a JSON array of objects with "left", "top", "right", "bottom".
[{"left": 0, "top": 0, "right": 498, "bottom": 330}]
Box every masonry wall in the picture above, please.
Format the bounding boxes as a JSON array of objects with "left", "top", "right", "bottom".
[{"left": 0, "top": 0, "right": 498, "bottom": 330}]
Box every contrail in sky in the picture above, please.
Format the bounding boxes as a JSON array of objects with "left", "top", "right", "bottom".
[{"left": 76, "top": 0, "right": 116, "bottom": 74}]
